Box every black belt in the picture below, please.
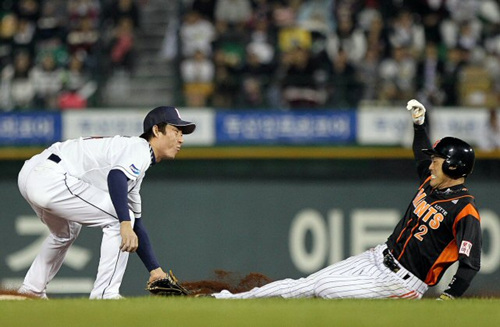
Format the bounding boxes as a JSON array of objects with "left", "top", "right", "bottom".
[
  {"left": 48, "top": 153, "right": 61, "bottom": 163},
  {"left": 383, "top": 248, "right": 410, "bottom": 280}
]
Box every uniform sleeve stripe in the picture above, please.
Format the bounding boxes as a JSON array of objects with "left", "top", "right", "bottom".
[
  {"left": 115, "top": 166, "right": 138, "bottom": 180},
  {"left": 452, "top": 203, "right": 480, "bottom": 236}
]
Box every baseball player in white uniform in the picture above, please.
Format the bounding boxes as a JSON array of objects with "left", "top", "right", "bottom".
[{"left": 17, "top": 106, "right": 195, "bottom": 299}]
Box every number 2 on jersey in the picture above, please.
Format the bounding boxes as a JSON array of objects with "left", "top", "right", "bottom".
[{"left": 414, "top": 225, "right": 428, "bottom": 241}]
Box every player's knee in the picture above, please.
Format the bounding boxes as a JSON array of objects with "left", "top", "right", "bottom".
[
  {"left": 50, "top": 223, "right": 81, "bottom": 245},
  {"left": 50, "top": 233, "right": 75, "bottom": 245}
]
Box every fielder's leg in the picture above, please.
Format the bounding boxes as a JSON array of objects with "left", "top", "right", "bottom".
[
  {"left": 18, "top": 216, "right": 82, "bottom": 299},
  {"left": 89, "top": 214, "right": 135, "bottom": 300}
]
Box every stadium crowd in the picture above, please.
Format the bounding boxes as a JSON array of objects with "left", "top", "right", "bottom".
[
  {"left": 0, "top": 0, "right": 499, "bottom": 111},
  {"left": 0, "top": 0, "right": 140, "bottom": 111},
  {"left": 178, "top": 0, "right": 500, "bottom": 109}
]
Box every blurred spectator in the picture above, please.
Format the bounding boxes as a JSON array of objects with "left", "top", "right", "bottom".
[
  {"left": 0, "top": 51, "right": 35, "bottom": 110},
  {"left": 102, "top": 0, "right": 140, "bottom": 29},
  {"left": 59, "top": 52, "right": 96, "bottom": 108},
  {"left": 67, "top": 0, "right": 100, "bottom": 30},
  {"left": 408, "top": 0, "right": 449, "bottom": 45},
  {"left": 179, "top": 10, "right": 216, "bottom": 58},
  {"left": 477, "top": 108, "right": 500, "bottom": 151},
  {"left": 108, "top": 17, "right": 135, "bottom": 74},
  {"left": 37, "top": 38, "right": 69, "bottom": 68},
  {"left": 0, "top": 10, "right": 17, "bottom": 67},
  {"left": 180, "top": 49, "right": 215, "bottom": 107},
  {"left": 31, "top": 51, "right": 64, "bottom": 109},
  {"left": 279, "top": 46, "right": 327, "bottom": 108},
  {"left": 13, "top": 0, "right": 40, "bottom": 22},
  {"left": 278, "top": 24, "right": 312, "bottom": 53},
  {"left": 378, "top": 46, "right": 416, "bottom": 104},
  {"left": 327, "top": 48, "right": 361, "bottom": 108},
  {"left": 440, "top": 0, "right": 481, "bottom": 50},
  {"left": 272, "top": 0, "right": 300, "bottom": 29},
  {"left": 12, "top": 17, "right": 37, "bottom": 56},
  {"left": 326, "top": 13, "right": 367, "bottom": 65},
  {"left": 190, "top": 0, "right": 217, "bottom": 21},
  {"left": 248, "top": 0, "right": 275, "bottom": 28},
  {"left": 237, "top": 46, "right": 277, "bottom": 107},
  {"left": 483, "top": 35, "right": 500, "bottom": 99},
  {"left": 359, "top": 8, "right": 387, "bottom": 56},
  {"left": 356, "top": 47, "right": 380, "bottom": 101},
  {"left": 212, "top": 14, "right": 248, "bottom": 79},
  {"left": 211, "top": 48, "right": 240, "bottom": 108},
  {"left": 66, "top": 16, "right": 99, "bottom": 58},
  {"left": 455, "top": 20, "right": 482, "bottom": 51},
  {"left": 441, "top": 46, "right": 466, "bottom": 106},
  {"left": 246, "top": 18, "right": 275, "bottom": 65},
  {"left": 36, "top": 0, "right": 68, "bottom": 45},
  {"left": 214, "top": 0, "right": 252, "bottom": 28},
  {"left": 296, "top": 0, "right": 335, "bottom": 34},
  {"left": 415, "top": 42, "right": 445, "bottom": 107},
  {"left": 57, "top": 87, "right": 87, "bottom": 109},
  {"left": 387, "top": 9, "right": 425, "bottom": 57}
]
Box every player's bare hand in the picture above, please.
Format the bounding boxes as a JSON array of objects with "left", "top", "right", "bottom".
[
  {"left": 406, "top": 99, "right": 426, "bottom": 125},
  {"left": 120, "top": 221, "right": 138, "bottom": 252},
  {"left": 148, "top": 267, "right": 168, "bottom": 284}
]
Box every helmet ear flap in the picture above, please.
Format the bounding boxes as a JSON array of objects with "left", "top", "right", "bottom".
[{"left": 443, "top": 157, "right": 465, "bottom": 179}]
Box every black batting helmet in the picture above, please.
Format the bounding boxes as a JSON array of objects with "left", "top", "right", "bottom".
[{"left": 422, "top": 137, "right": 475, "bottom": 179}]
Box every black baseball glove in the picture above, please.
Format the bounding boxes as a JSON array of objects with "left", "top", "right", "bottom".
[{"left": 146, "top": 270, "right": 191, "bottom": 296}]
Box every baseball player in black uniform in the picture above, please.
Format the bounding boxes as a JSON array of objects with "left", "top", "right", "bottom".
[
  {"left": 386, "top": 99, "right": 481, "bottom": 300},
  {"left": 213, "top": 99, "right": 481, "bottom": 300}
]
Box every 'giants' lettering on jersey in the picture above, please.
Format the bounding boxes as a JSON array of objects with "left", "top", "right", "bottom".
[{"left": 412, "top": 189, "right": 446, "bottom": 230}]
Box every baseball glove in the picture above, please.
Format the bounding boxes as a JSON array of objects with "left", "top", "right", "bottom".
[{"left": 146, "top": 270, "right": 191, "bottom": 296}]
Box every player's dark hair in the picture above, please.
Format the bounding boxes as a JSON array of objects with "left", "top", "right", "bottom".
[{"left": 140, "top": 122, "right": 168, "bottom": 141}]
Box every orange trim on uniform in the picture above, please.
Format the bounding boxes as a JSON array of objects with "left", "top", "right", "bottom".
[
  {"left": 395, "top": 219, "right": 414, "bottom": 244},
  {"left": 418, "top": 176, "right": 432, "bottom": 189},
  {"left": 452, "top": 203, "right": 481, "bottom": 236},
  {"left": 424, "top": 241, "right": 459, "bottom": 285},
  {"left": 397, "top": 223, "right": 421, "bottom": 261}
]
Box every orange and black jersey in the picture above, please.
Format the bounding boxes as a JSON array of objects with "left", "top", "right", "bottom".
[{"left": 386, "top": 123, "right": 482, "bottom": 297}]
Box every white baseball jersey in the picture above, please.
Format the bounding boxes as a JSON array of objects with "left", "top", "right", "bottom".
[
  {"left": 213, "top": 244, "right": 428, "bottom": 299},
  {"left": 17, "top": 136, "right": 153, "bottom": 299},
  {"left": 49, "top": 136, "right": 152, "bottom": 218}
]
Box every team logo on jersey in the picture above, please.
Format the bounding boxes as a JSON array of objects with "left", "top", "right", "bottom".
[
  {"left": 129, "top": 164, "right": 140, "bottom": 176},
  {"left": 459, "top": 240, "right": 473, "bottom": 256},
  {"left": 412, "top": 189, "right": 445, "bottom": 229}
]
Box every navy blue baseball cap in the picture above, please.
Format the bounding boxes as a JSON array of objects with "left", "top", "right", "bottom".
[{"left": 142, "top": 106, "right": 196, "bottom": 135}]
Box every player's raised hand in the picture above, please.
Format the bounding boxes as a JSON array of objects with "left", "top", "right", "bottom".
[
  {"left": 120, "top": 221, "right": 138, "bottom": 252},
  {"left": 406, "top": 99, "right": 426, "bottom": 125}
]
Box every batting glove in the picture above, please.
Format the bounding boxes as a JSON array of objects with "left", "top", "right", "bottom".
[{"left": 406, "top": 99, "right": 426, "bottom": 125}]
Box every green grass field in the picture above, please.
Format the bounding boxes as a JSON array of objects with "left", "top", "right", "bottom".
[{"left": 1, "top": 297, "right": 499, "bottom": 327}]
